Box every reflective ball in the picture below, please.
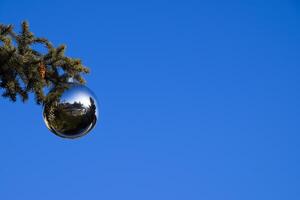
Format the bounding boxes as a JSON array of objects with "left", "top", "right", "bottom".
[{"left": 43, "top": 83, "right": 99, "bottom": 139}]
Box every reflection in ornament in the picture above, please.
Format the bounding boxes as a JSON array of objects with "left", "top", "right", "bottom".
[{"left": 43, "top": 83, "right": 99, "bottom": 139}]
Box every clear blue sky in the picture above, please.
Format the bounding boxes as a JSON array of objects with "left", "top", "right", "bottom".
[{"left": 1, "top": 0, "right": 300, "bottom": 199}]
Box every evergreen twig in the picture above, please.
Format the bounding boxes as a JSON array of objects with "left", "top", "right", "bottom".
[{"left": 0, "top": 21, "right": 90, "bottom": 105}]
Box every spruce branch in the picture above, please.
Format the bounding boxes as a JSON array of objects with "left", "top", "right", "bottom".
[{"left": 0, "top": 21, "right": 89, "bottom": 105}]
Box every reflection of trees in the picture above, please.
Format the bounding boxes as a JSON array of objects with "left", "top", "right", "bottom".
[
  {"left": 45, "top": 97, "right": 97, "bottom": 138},
  {"left": 86, "top": 97, "right": 97, "bottom": 125}
]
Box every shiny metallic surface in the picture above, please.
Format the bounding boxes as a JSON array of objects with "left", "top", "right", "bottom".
[{"left": 43, "top": 83, "right": 99, "bottom": 139}]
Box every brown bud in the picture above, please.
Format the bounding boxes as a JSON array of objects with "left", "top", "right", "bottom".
[{"left": 38, "top": 62, "right": 46, "bottom": 79}]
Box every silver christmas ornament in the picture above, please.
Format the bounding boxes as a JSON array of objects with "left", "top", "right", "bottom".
[{"left": 43, "top": 83, "right": 99, "bottom": 139}]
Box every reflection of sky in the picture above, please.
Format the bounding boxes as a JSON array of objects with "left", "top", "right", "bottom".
[
  {"left": 65, "top": 91, "right": 91, "bottom": 106},
  {"left": 62, "top": 85, "right": 98, "bottom": 116}
]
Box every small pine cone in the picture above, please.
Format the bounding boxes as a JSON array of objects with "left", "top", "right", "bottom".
[
  {"left": 38, "top": 62, "right": 46, "bottom": 79},
  {"left": 74, "top": 60, "right": 81, "bottom": 65}
]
